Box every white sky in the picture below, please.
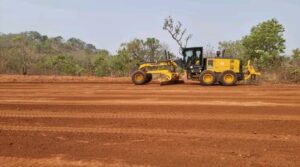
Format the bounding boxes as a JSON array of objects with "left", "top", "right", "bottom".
[{"left": 0, "top": 0, "right": 299, "bottom": 55}]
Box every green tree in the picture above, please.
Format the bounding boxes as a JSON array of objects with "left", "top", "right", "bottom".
[
  {"left": 144, "top": 38, "right": 161, "bottom": 62},
  {"left": 292, "top": 48, "right": 300, "bottom": 62},
  {"left": 12, "top": 35, "right": 31, "bottom": 75},
  {"left": 0, "top": 35, "right": 8, "bottom": 72},
  {"left": 121, "top": 39, "right": 145, "bottom": 63},
  {"left": 85, "top": 43, "right": 97, "bottom": 54},
  {"left": 67, "top": 38, "right": 86, "bottom": 50},
  {"left": 218, "top": 40, "right": 247, "bottom": 61},
  {"left": 120, "top": 37, "right": 167, "bottom": 64},
  {"left": 47, "top": 55, "right": 84, "bottom": 75},
  {"left": 109, "top": 49, "right": 133, "bottom": 76},
  {"left": 242, "top": 19, "right": 285, "bottom": 69},
  {"left": 94, "top": 49, "right": 110, "bottom": 76}
]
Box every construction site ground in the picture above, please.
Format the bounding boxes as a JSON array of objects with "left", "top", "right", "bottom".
[{"left": 0, "top": 75, "right": 299, "bottom": 167}]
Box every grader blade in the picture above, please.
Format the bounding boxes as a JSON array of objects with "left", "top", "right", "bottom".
[
  {"left": 160, "top": 79, "right": 184, "bottom": 85},
  {"left": 244, "top": 60, "right": 261, "bottom": 81},
  {"left": 157, "top": 71, "right": 183, "bottom": 85}
]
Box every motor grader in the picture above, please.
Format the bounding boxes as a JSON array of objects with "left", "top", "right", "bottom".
[{"left": 131, "top": 47, "right": 260, "bottom": 86}]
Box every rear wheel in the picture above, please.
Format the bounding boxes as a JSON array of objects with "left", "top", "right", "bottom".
[
  {"left": 220, "top": 70, "right": 237, "bottom": 86},
  {"left": 132, "top": 71, "right": 147, "bottom": 85},
  {"left": 199, "top": 70, "right": 216, "bottom": 86}
]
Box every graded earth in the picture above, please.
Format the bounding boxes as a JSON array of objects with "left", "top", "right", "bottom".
[{"left": 0, "top": 75, "right": 299, "bottom": 167}]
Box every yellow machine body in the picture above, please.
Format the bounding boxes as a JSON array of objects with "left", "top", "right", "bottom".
[
  {"left": 206, "top": 58, "right": 241, "bottom": 73},
  {"left": 131, "top": 60, "right": 181, "bottom": 85}
]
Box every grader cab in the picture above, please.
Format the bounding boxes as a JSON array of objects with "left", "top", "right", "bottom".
[{"left": 131, "top": 47, "right": 260, "bottom": 86}]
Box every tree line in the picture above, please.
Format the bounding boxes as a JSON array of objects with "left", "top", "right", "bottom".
[
  {"left": 0, "top": 32, "right": 172, "bottom": 76},
  {"left": 0, "top": 18, "right": 299, "bottom": 82}
]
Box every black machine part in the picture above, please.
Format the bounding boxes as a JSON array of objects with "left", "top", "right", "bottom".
[{"left": 182, "top": 47, "right": 204, "bottom": 74}]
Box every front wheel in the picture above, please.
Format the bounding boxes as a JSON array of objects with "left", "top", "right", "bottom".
[{"left": 131, "top": 71, "right": 147, "bottom": 85}]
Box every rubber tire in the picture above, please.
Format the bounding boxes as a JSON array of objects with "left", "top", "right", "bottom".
[
  {"left": 145, "top": 74, "right": 152, "bottom": 83},
  {"left": 220, "top": 70, "right": 237, "bottom": 86},
  {"left": 199, "top": 70, "right": 216, "bottom": 86},
  {"left": 132, "top": 71, "right": 147, "bottom": 85}
]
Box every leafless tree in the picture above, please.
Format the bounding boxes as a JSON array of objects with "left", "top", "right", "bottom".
[{"left": 163, "top": 16, "right": 192, "bottom": 55}]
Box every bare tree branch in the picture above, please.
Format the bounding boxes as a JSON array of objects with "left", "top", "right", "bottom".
[
  {"left": 185, "top": 34, "right": 192, "bottom": 48},
  {"left": 163, "top": 16, "right": 192, "bottom": 55}
]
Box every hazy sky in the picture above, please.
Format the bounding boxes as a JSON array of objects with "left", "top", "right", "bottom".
[{"left": 0, "top": 0, "right": 299, "bottom": 55}]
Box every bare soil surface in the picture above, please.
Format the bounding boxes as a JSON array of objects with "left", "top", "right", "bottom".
[{"left": 0, "top": 75, "right": 299, "bottom": 167}]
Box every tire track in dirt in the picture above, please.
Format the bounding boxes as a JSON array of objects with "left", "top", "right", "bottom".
[
  {"left": 0, "top": 99, "right": 299, "bottom": 107},
  {"left": 0, "top": 156, "right": 150, "bottom": 167},
  {"left": 1, "top": 125, "right": 298, "bottom": 142},
  {"left": 1, "top": 94, "right": 300, "bottom": 99},
  {"left": 1, "top": 110, "right": 300, "bottom": 121}
]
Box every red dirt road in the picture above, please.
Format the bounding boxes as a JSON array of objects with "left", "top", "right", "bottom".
[{"left": 0, "top": 76, "right": 299, "bottom": 167}]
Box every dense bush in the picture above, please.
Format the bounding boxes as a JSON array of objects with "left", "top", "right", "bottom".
[{"left": 285, "top": 67, "right": 300, "bottom": 83}]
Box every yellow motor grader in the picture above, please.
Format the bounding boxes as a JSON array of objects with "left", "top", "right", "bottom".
[{"left": 131, "top": 47, "right": 260, "bottom": 86}]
